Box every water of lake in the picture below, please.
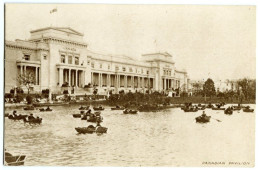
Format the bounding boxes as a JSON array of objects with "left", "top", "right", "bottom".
[{"left": 4, "top": 104, "right": 255, "bottom": 166}]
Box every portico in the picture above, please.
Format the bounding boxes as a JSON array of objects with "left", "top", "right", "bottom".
[
  {"left": 56, "top": 64, "right": 86, "bottom": 88},
  {"left": 16, "top": 60, "right": 41, "bottom": 86}
]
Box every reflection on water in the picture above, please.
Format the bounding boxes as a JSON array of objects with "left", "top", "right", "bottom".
[{"left": 4, "top": 104, "right": 255, "bottom": 166}]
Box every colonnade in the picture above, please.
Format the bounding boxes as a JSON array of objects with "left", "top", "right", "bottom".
[
  {"left": 162, "top": 78, "right": 180, "bottom": 90},
  {"left": 92, "top": 72, "right": 154, "bottom": 89},
  {"left": 58, "top": 68, "right": 85, "bottom": 87},
  {"left": 18, "top": 65, "right": 40, "bottom": 85}
]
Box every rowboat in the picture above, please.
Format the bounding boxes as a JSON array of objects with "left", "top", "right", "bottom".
[
  {"left": 123, "top": 109, "right": 138, "bottom": 114},
  {"left": 75, "top": 125, "right": 108, "bottom": 134},
  {"left": 5, "top": 152, "right": 26, "bottom": 166},
  {"left": 195, "top": 115, "right": 211, "bottom": 123}
]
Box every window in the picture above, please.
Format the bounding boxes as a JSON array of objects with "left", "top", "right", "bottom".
[
  {"left": 75, "top": 56, "right": 79, "bottom": 65},
  {"left": 61, "top": 55, "right": 65, "bottom": 63},
  {"left": 108, "top": 65, "right": 110, "bottom": 70},
  {"left": 141, "top": 69, "right": 143, "bottom": 74},
  {"left": 68, "top": 56, "right": 72, "bottom": 64},
  {"left": 115, "top": 66, "right": 119, "bottom": 71},
  {"left": 169, "top": 71, "right": 171, "bottom": 76},
  {"left": 122, "top": 67, "right": 126, "bottom": 71},
  {"left": 100, "top": 63, "right": 102, "bottom": 69},
  {"left": 87, "top": 60, "right": 90, "bottom": 65},
  {"left": 129, "top": 67, "right": 133, "bottom": 72},
  {"left": 43, "top": 55, "right": 47, "bottom": 60},
  {"left": 91, "top": 62, "right": 95, "bottom": 68},
  {"left": 147, "top": 70, "right": 149, "bottom": 75},
  {"left": 24, "top": 54, "right": 30, "bottom": 61},
  {"left": 136, "top": 68, "right": 138, "bottom": 73}
]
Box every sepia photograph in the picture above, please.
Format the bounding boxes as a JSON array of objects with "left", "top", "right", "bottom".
[{"left": 1, "top": 1, "right": 257, "bottom": 167}]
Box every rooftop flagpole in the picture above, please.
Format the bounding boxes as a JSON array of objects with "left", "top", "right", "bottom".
[{"left": 50, "top": 7, "right": 58, "bottom": 27}]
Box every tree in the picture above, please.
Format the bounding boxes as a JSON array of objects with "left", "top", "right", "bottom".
[
  {"left": 192, "top": 81, "right": 203, "bottom": 96},
  {"left": 17, "top": 72, "right": 35, "bottom": 94},
  {"left": 26, "top": 95, "right": 33, "bottom": 104},
  {"left": 237, "top": 78, "right": 256, "bottom": 100},
  {"left": 203, "top": 78, "right": 216, "bottom": 97}
]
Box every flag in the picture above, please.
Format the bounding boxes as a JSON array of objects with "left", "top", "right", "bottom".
[{"left": 50, "top": 8, "right": 57, "bottom": 14}]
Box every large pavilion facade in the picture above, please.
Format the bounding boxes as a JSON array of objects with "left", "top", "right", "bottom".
[{"left": 5, "top": 27, "right": 190, "bottom": 96}]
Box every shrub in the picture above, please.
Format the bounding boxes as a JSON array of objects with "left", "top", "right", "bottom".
[
  {"left": 16, "top": 88, "right": 24, "bottom": 94},
  {"left": 26, "top": 95, "right": 33, "bottom": 104},
  {"left": 5, "top": 93, "right": 13, "bottom": 98},
  {"left": 63, "top": 90, "right": 69, "bottom": 94},
  {"left": 16, "top": 94, "right": 24, "bottom": 103},
  {"left": 35, "top": 94, "right": 41, "bottom": 98}
]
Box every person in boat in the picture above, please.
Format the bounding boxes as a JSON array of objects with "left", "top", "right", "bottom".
[
  {"left": 201, "top": 111, "right": 206, "bottom": 117},
  {"left": 95, "top": 112, "right": 103, "bottom": 127},
  {"left": 28, "top": 114, "right": 35, "bottom": 121},
  {"left": 36, "top": 116, "right": 41, "bottom": 121},
  {"left": 47, "top": 106, "right": 50, "bottom": 110},
  {"left": 12, "top": 110, "right": 17, "bottom": 117}
]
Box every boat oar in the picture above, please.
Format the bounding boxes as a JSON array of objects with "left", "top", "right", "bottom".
[{"left": 212, "top": 117, "right": 221, "bottom": 122}]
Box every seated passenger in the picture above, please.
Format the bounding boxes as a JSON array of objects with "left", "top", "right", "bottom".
[{"left": 28, "top": 114, "right": 35, "bottom": 121}]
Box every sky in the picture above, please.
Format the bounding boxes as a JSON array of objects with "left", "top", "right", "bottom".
[{"left": 5, "top": 4, "right": 256, "bottom": 82}]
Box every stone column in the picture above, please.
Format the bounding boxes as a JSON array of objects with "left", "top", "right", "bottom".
[
  {"left": 91, "top": 72, "right": 93, "bottom": 84},
  {"left": 164, "top": 78, "right": 166, "bottom": 90},
  {"left": 107, "top": 74, "right": 109, "bottom": 87},
  {"left": 69, "top": 69, "right": 71, "bottom": 86},
  {"left": 35, "top": 67, "right": 38, "bottom": 85},
  {"left": 24, "top": 66, "right": 27, "bottom": 75},
  {"left": 59, "top": 68, "right": 63, "bottom": 87},
  {"left": 106, "top": 74, "right": 109, "bottom": 87},
  {"left": 124, "top": 75, "right": 127, "bottom": 88},
  {"left": 20, "top": 65, "right": 23, "bottom": 75},
  {"left": 117, "top": 75, "right": 120, "bottom": 88},
  {"left": 98, "top": 73, "right": 101, "bottom": 87},
  {"left": 75, "top": 70, "right": 78, "bottom": 87},
  {"left": 118, "top": 75, "right": 121, "bottom": 87},
  {"left": 101, "top": 73, "right": 103, "bottom": 87},
  {"left": 39, "top": 67, "right": 41, "bottom": 86}
]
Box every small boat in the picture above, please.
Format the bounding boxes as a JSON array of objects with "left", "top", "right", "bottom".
[
  {"left": 231, "top": 107, "right": 241, "bottom": 111},
  {"left": 197, "top": 107, "right": 206, "bottom": 110},
  {"left": 183, "top": 108, "right": 198, "bottom": 112},
  {"left": 111, "top": 106, "right": 125, "bottom": 110},
  {"left": 93, "top": 106, "right": 105, "bottom": 111},
  {"left": 45, "top": 108, "right": 52, "bottom": 112},
  {"left": 23, "top": 118, "right": 42, "bottom": 124},
  {"left": 195, "top": 114, "right": 211, "bottom": 123},
  {"left": 123, "top": 109, "right": 138, "bottom": 114},
  {"left": 39, "top": 107, "right": 53, "bottom": 112},
  {"left": 73, "top": 114, "right": 81, "bottom": 118},
  {"left": 224, "top": 109, "right": 233, "bottom": 115},
  {"left": 212, "top": 107, "right": 225, "bottom": 110},
  {"left": 75, "top": 125, "right": 108, "bottom": 134},
  {"left": 39, "top": 108, "right": 45, "bottom": 112},
  {"left": 33, "top": 102, "right": 69, "bottom": 107},
  {"left": 206, "top": 104, "right": 214, "bottom": 108},
  {"left": 5, "top": 151, "right": 26, "bottom": 166},
  {"left": 243, "top": 108, "right": 254, "bottom": 112},
  {"left": 8, "top": 114, "right": 28, "bottom": 120},
  {"left": 96, "top": 126, "right": 108, "bottom": 133},
  {"left": 87, "top": 116, "right": 98, "bottom": 122},
  {"left": 23, "top": 106, "right": 35, "bottom": 111},
  {"left": 79, "top": 106, "right": 90, "bottom": 110}
]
